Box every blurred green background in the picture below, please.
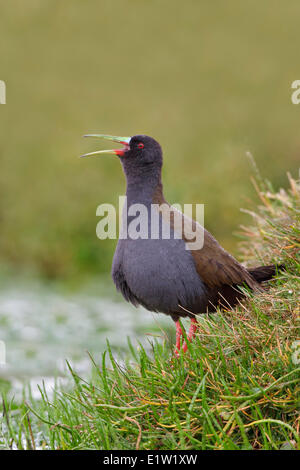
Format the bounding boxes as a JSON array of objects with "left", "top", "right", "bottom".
[{"left": 0, "top": 0, "right": 299, "bottom": 280}]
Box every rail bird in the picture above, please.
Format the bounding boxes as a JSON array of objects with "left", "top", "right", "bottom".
[{"left": 81, "top": 134, "right": 281, "bottom": 354}]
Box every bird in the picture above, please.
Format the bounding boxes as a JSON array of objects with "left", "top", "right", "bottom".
[{"left": 81, "top": 134, "right": 282, "bottom": 355}]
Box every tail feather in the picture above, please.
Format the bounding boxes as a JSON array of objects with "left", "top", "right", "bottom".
[{"left": 248, "top": 264, "right": 285, "bottom": 283}]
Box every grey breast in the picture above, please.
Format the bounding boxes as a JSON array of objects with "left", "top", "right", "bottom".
[{"left": 112, "top": 212, "right": 208, "bottom": 316}]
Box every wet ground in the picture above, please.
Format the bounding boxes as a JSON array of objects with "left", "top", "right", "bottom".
[{"left": 0, "top": 276, "right": 171, "bottom": 398}]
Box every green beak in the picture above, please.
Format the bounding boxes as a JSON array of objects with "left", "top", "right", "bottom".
[{"left": 81, "top": 134, "right": 131, "bottom": 158}]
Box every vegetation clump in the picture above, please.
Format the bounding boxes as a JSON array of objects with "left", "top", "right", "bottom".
[{"left": 1, "top": 174, "right": 299, "bottom": 450}]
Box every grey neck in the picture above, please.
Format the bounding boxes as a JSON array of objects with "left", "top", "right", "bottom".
[{"left": 123, "top": 163, "right": 163, "bottom": 206}]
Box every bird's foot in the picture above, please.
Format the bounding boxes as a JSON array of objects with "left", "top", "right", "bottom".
[
  {"left": 174, "top": 318, "right": 198, "bottom": 356},
  {"left": 175, "top": 320, "right": 184, "bottom": 357},
  {"left": 182, "top": 318, "right": 198, "bottom": 352}
]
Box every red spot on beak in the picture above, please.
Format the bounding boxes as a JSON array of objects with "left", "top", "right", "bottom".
[{"left": 114, "top": 143, "right": 130, "bottom": 157}]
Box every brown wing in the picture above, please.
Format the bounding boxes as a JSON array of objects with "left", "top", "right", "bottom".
[
  {"left": 152, "top": 186, "right": 259, "bottom": 291},
  {"left": 156, "top": 202, "right": 258, "bottom": 291},
  {"left": 189, "top": 228, "right": 259, "bottom": 290}
]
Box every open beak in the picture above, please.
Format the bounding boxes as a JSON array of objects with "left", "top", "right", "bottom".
[{"left": 80, "top": 134, "right": 131, "bottom": 158}]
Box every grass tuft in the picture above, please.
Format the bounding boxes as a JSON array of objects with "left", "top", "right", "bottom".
[{"left": 1, "top": 174, "right": 299, "bottom": 450}]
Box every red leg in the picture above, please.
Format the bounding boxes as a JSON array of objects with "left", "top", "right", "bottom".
[
  {"left": 175, "top": 320, "right": 185, "bottom": 356},
  {"left": 182, "top": 318, "right": 198, "bottom": 352}
]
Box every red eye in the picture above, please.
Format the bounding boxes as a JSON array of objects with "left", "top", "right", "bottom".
[{"left": 138, "top": 143, "right": 144, "bottom": 149}]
